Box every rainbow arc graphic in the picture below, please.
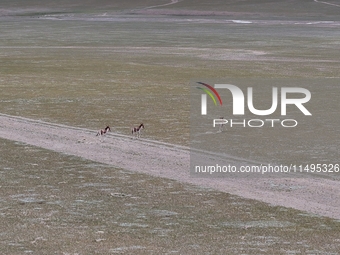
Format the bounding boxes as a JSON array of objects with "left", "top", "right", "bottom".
[{"left": 196, "top": 82, "right": 223, "bottom": 115}]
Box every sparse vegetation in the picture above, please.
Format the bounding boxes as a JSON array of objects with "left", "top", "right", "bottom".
[
  {"left": 1, "top": 0, "right": 339, "bottom": 253},
  {"left": 1, "top": 139, "right": 340, "bottom": 254}
]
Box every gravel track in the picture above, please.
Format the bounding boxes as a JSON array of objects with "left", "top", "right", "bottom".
[{"left": 1, "top": 113, "right": 339, "bottom": 219}]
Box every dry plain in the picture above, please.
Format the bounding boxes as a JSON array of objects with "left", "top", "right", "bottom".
[{"left": 1, "top": 0, "right": 340, "bottom": 254}]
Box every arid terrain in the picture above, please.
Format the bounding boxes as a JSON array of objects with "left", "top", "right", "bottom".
[
  {"left": 1, "top": 0, "right": 340, "bottom": 254},
  {"left": 1, "top": 113, "right": 340, "bottom": 220}
]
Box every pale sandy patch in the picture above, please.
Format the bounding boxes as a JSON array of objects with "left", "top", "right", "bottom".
[{"left": 0, "top": 113, "right": 339, "bottom": 219}]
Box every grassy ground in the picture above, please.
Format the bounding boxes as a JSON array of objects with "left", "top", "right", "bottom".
[
  {"left": 0, "top": 18, "right": 339, "bottom": 162},
  {"left": 1, "top": 138, "right": 340, "bottom": 254},
  {"left": 0, "top": 0, "right": 169, "bottom": 13},
  {"left": 2, "top": 0, "right": 340, "bottom": 19},
  {"left": 1, "top": 1, "right": 340, "bottom": 253},
  {"left": 167, "top": 0, "right": 340, "bottom": 18}
]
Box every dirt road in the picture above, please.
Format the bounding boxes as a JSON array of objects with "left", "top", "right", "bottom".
[{"left": 1, "top": 113, "right": 339, "bottom": 219}]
